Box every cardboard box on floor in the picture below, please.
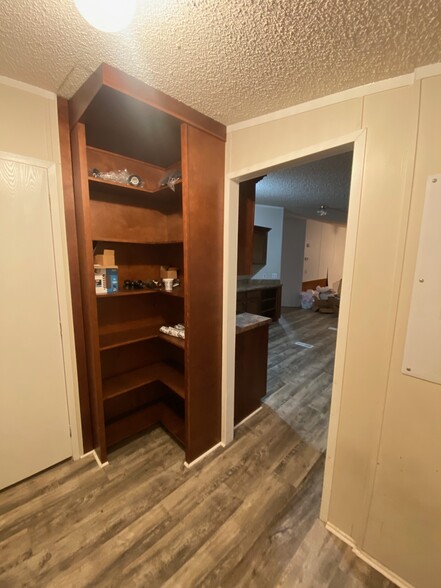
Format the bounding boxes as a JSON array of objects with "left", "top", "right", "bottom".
[{"left": 312, "top": 296, "right": 340, "bottom": 315}]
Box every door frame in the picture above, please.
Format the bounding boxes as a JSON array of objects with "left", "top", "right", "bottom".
[
  {"left": 221, "top": 129, "right": 367, "bottom": 521},
  {"left": 1, "top": 150, "right": 83, "bottom": 460}
]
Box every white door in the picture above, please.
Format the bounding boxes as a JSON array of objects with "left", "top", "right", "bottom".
[
  {"left": 303, "top": 219, "right": 323, "bottom": 281},
  {"left": 0, "top": 157, "right": 72, "bottom": 489}
]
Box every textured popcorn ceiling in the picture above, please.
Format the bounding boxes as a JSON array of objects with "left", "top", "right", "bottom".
[
  {"left": 256, "top": 151, "right": 353, "bottom": 224},
  {"left": 0, "top": 0, "right": 440, "bottom": 124}
]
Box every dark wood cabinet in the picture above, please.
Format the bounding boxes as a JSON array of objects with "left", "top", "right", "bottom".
[
  {"left": 237, "top": 177, "right": 265, "bottom": 275},
  {"left": 235, "top": 314, "right": 271, "bottom": 425},
  {"left": 252, "top": 226, "right": 271, "bottom": 265},
  {"left": 66, "top": 64, "right": 225, "bottom": 464},
  {"left": 236, "top": 285, "right": 282, "bottom": 322}
]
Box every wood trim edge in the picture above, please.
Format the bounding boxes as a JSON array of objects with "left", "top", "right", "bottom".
[{"left": 57, "top": 97, "right": 94, "bottom": 452}]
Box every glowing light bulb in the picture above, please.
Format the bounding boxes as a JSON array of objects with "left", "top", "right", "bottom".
[{"left": 74, "top": 0, "right": 137, "bottom": 33}]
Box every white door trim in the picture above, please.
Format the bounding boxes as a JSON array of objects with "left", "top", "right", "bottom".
[
  {"left": 221, "top": 129, "right": 367, "bottom": 522},
  {"left": 0, "top": 150, "right": 83, "bottom": 460}
]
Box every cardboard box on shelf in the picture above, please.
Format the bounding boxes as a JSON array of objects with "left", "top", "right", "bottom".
[
  {"left": 94, "top": 249, "right": 115, "bottom": 267},
  {"left": 160, "top": 266, "right": 178, "bottom": 280}
]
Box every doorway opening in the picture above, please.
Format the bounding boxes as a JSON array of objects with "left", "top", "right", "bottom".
[
  {"left": 223, "top": 130, "right": 366, "bottom": 519},
  {"left": 252, "top": 149, "right": 353, "bottom": 453}
]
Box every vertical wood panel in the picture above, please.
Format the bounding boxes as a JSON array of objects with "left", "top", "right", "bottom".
[
  {"left": 181, "top": 124, "right": 225, "bottom": 462},
  {"left": 71, "top": 123, "right": 107, "bottom": 462},
  {"left": 57, "top": 98, "right": 93, "bottom": 452},
  {"left": 237, "top": 179, "right": 263, "bottom": 276},
  {"left": 234, "top": 326, "right": 269, "bottom": 425}
]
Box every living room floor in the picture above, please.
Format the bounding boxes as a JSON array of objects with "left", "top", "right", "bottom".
[
  {"left": 264, "top": 307, "right": 339, "bottom": 452},
  {"left": 0, "top": 308, "right": 396, "bottom": 587}
]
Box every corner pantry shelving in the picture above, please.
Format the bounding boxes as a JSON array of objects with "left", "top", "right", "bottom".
[{"left": 67, "top": 63, "right": 225, "bottom": 463}]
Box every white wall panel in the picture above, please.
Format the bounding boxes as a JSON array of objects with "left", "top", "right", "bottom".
[{"left": 402, "top": 174, "right": 441, "bottom": 383}]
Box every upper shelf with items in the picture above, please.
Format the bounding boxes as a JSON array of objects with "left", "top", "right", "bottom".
[
  {"left": 86, "top": 144, "right": 184, "bottom": 244},
  {"left": 87, "top": 146, "right": 182, "bottom": 197}
]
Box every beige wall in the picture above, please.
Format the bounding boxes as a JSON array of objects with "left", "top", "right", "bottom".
[
  {"left": 0, "top": 77, "right": 82, "bottom": 458},
  {"left": 226, "top": 72, "right": 441, "bottom": 587},
  {"left": 0, "top": 79, "right": 60, "bottom": 162}
]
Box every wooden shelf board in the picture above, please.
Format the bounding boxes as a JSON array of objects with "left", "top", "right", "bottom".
[
  {"left": 100, "top": 325, "right": 185, "bottom": 351},
  {"left": 105, "top": 401, "right": 185, "bottom": 448},
  {"left": 161, "top": 286, "right": 184, "bottom": 298},
  {"left": 105, "top": 402, "right": 162, "bottom": 448},
  {"left": 89, "top": 176, "right": 182, "bottom": 197},
  {"left": 158, "top": 332, "right": 185, "bottom": 350},
  {"left": 161, "top": 403, "right": 185, "bottom": 445},
  {"left": 97, "top": 286, "right": 184, "bottom": 300},
  {"left": 97, "top": 289, "right": 159, "bottom": 299},
  {"left": 92, "top": 237, "right": 184, "bottom": 245},
  {"left": 157, "top": 364, "right": 186, "bottom": 399},
  {"left": 99, "top": 324, "right": 162, "bottom": 350},
  {"left": 103, "top": 362, "right": 185, "bottom": 401}
]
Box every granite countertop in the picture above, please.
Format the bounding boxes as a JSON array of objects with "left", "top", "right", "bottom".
[
  {"left": 237, "top": 279, "right": 282, "bottom": 293},
  {"left": 236, "top": 312, "right": 272, "bottom": 334}
]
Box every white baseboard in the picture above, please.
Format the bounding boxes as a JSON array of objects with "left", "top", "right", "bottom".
[
  {"left": 234, "top": 406, "right": 262, "bottom": 429},
  {"left": 326, "top": 523, "right": 413, "bottom": 588},
  {"left": 80, "top": 450, "right": 94, "bottom": 460},
  {"left": 81, "top": 449, "right": 109, "bottom": 468},
  {"left": 184, "top": 441, "right": 225, "bottom": 468}
]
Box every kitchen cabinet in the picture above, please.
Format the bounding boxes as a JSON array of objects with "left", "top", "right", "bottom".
[
  {"left": 236, "top": 283, "right": 282, "bottom": 322},
  {"left": 235, "top": 313, "right": 271, "bottom": 425},
  {"left": 252, "top": 226, "right": 271, "bottom": 265},
  {"left": 237, "top": 177, "right": 265, "bottom": 275}
]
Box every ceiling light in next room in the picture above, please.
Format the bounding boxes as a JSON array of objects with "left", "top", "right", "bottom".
[{"left": 74, "top": 0, "right": 137, "bottom": 32}]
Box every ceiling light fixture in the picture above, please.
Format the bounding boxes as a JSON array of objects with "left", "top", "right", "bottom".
[{"left": 74, "top": 0, "right": 137, "bottom": 33}]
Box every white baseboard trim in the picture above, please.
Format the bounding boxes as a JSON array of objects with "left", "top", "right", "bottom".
[
  {"left": 353, "top": 546, "right": 413, "bottom": 588},
  {"left": 326, "top": 523, "right": 413, "bottom": 588},
  {"left": 325, "top": 522, "right": 356, "bottom": 547},
  {"left": 80, "top": 450, "right": 94, "bottom": 460},
  {"left": 234, "top": 406, "right": 262, "bottom": 429},
  {"left": 184, "top": 441, "right": 225, "bottom": 468},
  {"left": 80, "top": 450, "right": 109, "bottom": 469},
  {"left": 92, "top": 450, "right": 109, "bottom": 468}
]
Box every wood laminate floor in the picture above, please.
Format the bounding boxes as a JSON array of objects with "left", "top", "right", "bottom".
[
  {"left": 0, "top": 310, "right": 395, "bottom": 587},
  {"left": 264, "top": 307, "right": 339, "bottom": 452}
]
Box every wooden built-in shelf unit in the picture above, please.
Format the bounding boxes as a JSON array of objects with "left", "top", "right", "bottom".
[{"left": 65, "top": 64, "right": 225, "bottom": 463}]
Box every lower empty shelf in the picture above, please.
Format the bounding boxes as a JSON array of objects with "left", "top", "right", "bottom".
[
  {"left": 105, "top": 400, "right": 185, "bottom": 448},
  {"left": 100, "top": 324, "right": 161, "bottom": 350},
  {"left": 100, "top": 325, "right": 185, "bottom": 351},
  {"left": 103, "top": 362, "right": 185, "bottom": 401}
]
